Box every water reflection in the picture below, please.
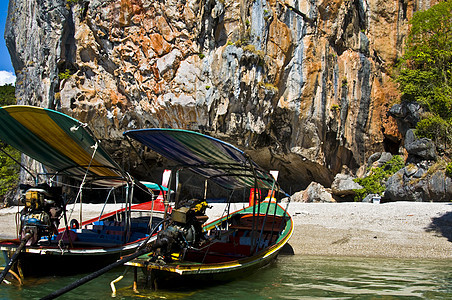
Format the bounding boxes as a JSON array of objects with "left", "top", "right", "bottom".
[
  {"left": 189, "top": 256, "right": 452, "bottom": 300},
  {"left": 1, "top": 255, "right": 451, "bottom": 299}
]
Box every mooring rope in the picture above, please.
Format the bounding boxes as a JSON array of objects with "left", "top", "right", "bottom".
[{"left": 62, "top": 142, "right": 99, "bottom": 245}]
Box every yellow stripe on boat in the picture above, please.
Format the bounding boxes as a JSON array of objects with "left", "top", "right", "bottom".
[{"left": 7, "top": 106, "right": 117, "bottom": 178}]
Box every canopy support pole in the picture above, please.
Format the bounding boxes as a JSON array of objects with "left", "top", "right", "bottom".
[
  {"left": 124, "top": 182, "right": 130, "bottom": 243},
  {"left": 175, "top": 169, "right": 181, "bottom": 206},
  {"left": 245, "top": 154, "right": 260, "bottom": 253},
  {"left": 126, "top": 176, "right": 134, "bottom": 242},
  {"left": 125, "top": 136, "right": 167, "bottom": 199},
  {"left": 255, "top": 178, "right": 277, "bottom": 253},
  {"left": 98, "top": 187, "right": 115, "bottom": 222},
  {"left": 79, "top": 184, "right": 83, "bottom": 226}
]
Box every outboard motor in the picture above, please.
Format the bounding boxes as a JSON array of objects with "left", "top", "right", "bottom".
[
  {"left": 0, "top": 185, "right": 65, "bottom": 284},
  {"left": 151, "top": 199, "right": 210, "bottom": 263},
  {"left": 19, "top": 184, "right": 64, "bottom": 245}
]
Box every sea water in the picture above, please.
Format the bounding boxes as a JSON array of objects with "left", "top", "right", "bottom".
[{"left": 1, "top": 255, "right": 451, "bottom": 299}]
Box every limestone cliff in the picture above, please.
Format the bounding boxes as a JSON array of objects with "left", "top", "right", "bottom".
[{"left": 5, "top": 0, "right": 439, "bottom": 191}]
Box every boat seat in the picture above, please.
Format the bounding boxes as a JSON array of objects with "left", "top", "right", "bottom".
[
  {"left": 183, "top": 241, "right": 251, "bottom": 263},
  {"left": 229, "top": 214, "right": 284, "bottom": 232},
  {"left": 196, "top": 215, "right": 209, "bottom": 224}
]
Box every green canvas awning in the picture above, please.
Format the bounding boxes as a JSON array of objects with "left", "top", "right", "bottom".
[
  {"left": 0, "top": 105, "right": 127, "bottom": 187},
  {"left": 124, "top": 128, "right": 281, "bottom": 192}
]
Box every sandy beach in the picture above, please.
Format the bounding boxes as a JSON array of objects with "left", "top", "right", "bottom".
[{"left": 1, "top": 201, "right": 451, "bottom": 259}]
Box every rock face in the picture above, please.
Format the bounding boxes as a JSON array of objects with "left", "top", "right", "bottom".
[
  {"left": 385, "top": 163, "right": 452, "bottom": 202},
  {"left": 5, "top": 0, "right": 440, "bottom": 191},
  {"left": 388, "top": 102, "right": 421, "bottom": 136}
]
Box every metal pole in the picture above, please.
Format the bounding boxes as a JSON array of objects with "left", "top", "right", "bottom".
[
  {"left": 124, "top": 182, "right": 130, "bottom": 243},
  {"left": 245, "top": 154, "right": 260, "bottom": 253},
  {"left": 163, "top": 169, "right": 174, "bottom": 229},
  {"left": 255, "top": 178, "right": 276, "bottom": 253},
  {"left": 127, "top": 178, "right": 135, "bottom": 242},
  {"left": 79, "top": 183, "right": 83, "bottom": 226}
]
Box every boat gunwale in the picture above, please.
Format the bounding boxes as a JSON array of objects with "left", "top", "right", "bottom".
[
  {"left": 0, "top": 207, "right": 164, "bottom": 254},
  {"left": 126, "top": 202, "right": 294, "bottom": 275}
]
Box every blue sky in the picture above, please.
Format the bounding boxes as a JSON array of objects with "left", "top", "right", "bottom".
[{"left": 0, "top": 1, "right": 16, "bottom": 85}]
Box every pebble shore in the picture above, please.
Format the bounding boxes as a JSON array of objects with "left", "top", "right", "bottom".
[{"left": 1, "top": 201, "right": 451, "bottom": 259}]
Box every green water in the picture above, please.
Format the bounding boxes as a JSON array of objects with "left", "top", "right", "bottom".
[{"left": 1, "top": 255, "right": 451, "bottom": 299}]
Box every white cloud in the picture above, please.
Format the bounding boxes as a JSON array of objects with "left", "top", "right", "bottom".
[{"left": 0, "top": 70, "right": 16, "bottom": 86}]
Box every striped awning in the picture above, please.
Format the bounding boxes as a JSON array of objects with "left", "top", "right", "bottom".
[
  {"left": 124, "top": 128, "right": 279, "bottom": 191},
  {"left": 0, "top": 105, "right": 126, "bottom": 187}
]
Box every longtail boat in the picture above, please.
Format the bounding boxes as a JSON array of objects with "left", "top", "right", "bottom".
[
  {"left": 0, "top": 106, "right": 167, "bottom": 281},
  {"left": 121, "top": 129, "right": 293, "bottom": 290}
]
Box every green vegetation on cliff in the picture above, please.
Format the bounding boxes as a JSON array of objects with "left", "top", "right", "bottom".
[
  {"left": 354, "top": 155, "right": 405, "bottom": 201},
  {"left": 0, "top": 84, "right": 16, "bottom": 106},
  {"left": 446, "top": 162, "right": 452, "bottom": 178},
  {"left": 0, "top": 84, "right": 19, "bottom": 200},
  {"left": 396, "top": 1, "right": 452, "bottom": 154},
  {"left": 0, "top": 144, "right": 20, "bottom": 199}
]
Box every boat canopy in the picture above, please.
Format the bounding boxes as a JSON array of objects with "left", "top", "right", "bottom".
[
  {"left": 0, "top": 105, "right": 126, "bottom": 187},
  {"left": 124, "top": 128, "right": 280, "bottom": 191}
]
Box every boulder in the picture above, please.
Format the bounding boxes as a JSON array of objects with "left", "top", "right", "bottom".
[
  {"left": 378, "top": 152, "right": 393, "bottom": 166},
  {"left": 385, "top": 163, "right": 452, "bottom": 202},
  {"left": 367, "top": 152, "right": 381, "bottom": 167},
  {"left": 384, "top": 169, "right": 407, "bottom": 201},
  {"left": 404, "top": 164, "right": 418, "bottom": 177},
  {"left": 404, "top": 129, "right": 437, "bottom": 161},
  {"left": 428, "top": 171, "right": 452, "bottom": 201},
  {"left": 331, "top": 173, "right": 363, "bottom": 196},
  {"left": 367, "top": 152, "right": 393, "bottom": 168},
  {"left": 296, "top": 182, "right": 335, "bottom": 203},
  {"left": 389, "top": 102, "right": 421, "bottom": 135},
  {"left": 290, "top": 190, "right": 304, "bottom": 202}
]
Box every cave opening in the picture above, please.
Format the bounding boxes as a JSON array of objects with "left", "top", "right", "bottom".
[{"left": 383, "top": 136, "right": 401, "bottom": 155}]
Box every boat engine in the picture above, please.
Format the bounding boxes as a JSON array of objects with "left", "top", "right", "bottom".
[
  {"left": 151, "top": 199, "right": 210, "bottom": 263},
  {"left": 19, "top": 184, "right": 64, "bottom": 245}
]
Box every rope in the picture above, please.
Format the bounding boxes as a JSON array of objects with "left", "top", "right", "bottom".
[
  {"left": 67, "top": 142, "right": 98, "bottom": 219},
  {"left": 63, "top": 142, "right": 99, "bottom": 244},
  {"left": 98, "top": 187, "right": 115, "bottom": 222}
]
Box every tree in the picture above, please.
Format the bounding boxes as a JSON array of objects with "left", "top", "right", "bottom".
[
  {"left": 396, "top": 1, "right": 452, "bottom": 152},
  {"left": 0, "top": 144, "right": 20, "bottom": 199},
  {"left": 0, "top": 84, "right": 19, "bottom": 201},
  {"left": 0, "top": 84, "right": 16, "bottom": 106}
]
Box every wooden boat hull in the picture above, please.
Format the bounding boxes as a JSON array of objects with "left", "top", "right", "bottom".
[
  {"left": 0, "top": 235, "right": 160, "bottom": 276},
  {"left": 1, "top": 248, "right": 123, "bottom": 276},
  {"left": 127, "top": 202, "right": 293, "bottom": 287},
  {"left": 130, "top": 238, "right": 285, "bottom": 286},
  {"left": 0, "top": 208, "right": 163, "bottom": 276}
]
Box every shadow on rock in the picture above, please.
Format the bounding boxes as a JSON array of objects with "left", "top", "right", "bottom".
[{"left": 426, "top": 210, "right": 452, "bottom": 242}]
